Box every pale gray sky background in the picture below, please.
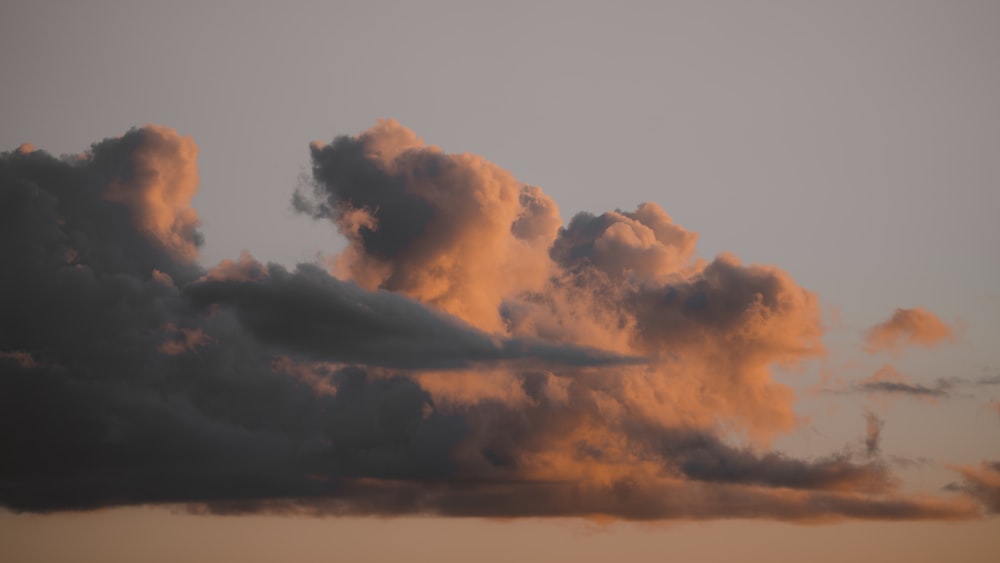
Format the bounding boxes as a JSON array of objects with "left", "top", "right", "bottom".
[{"left": 2, "top": 1, "right": 999, "bottom": 560}]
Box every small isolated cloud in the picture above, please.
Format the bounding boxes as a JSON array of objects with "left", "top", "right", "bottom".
[{"left": 864, "top": 307, "right": 956, "bottom": 355}]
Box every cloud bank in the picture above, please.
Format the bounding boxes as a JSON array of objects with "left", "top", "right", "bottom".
[{"left": 0, "top": 121, "right": 989, "bottom": 521}]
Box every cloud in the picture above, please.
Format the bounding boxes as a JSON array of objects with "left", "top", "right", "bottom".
[
  {"left": 849, "top": 364, "right": 997, "bottom": 400},
  {"left": 0, "top": 351, "right": 37, "bottom": 369},
  {"left": 858, "top": 380, "right": 948, "bottom": 397},
  {"left": 98, "top": 125, "right": 202, "bottom": 262},
  {"left": 864, "top": 410, "right": 884, "bottom": 458},
  {"left": 298, "top": 119, "right": 561, "bottom": 334},
  {"left": 550, "top": 202, "right": 698, "bottom": 285},
  {"left": 948, "top": 462, "right": 1000, "bottom": 514},
  {"left": 184, "top": 259, "right": 643, "bottom": 370},
  {"left": 156, "top": 323, "right": 213, "bottom": 356},
  {"left": 0, "top": 122, "right": 991, "bottom": 521},
  {"left": 864, "top": 307, "right": 956, "bottom": 355}
]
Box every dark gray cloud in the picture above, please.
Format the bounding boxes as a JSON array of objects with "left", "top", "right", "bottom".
[
  {"left": 864, "top": 410, "right": 884, "bottom": 458},
  {"left": 853, "top": 374, "right": 999, "bottom": 399},
  {"left": 646, "top": 427, "right": 890, "bottom": 492},
  {"left": 856, "top": 380, "right": 949, "bottom": 398},
  {"left": 974, "top": 374, "right": 1000, "bottom": 386},
  {"left": 186, "top": 375, "right": 956, "bottom": 522},
  {"left": 185, "top": 263, "right": 643, "bottom": 370},
  {"left": 947, "top": 462, "right": 1000, "bottom": 515}
]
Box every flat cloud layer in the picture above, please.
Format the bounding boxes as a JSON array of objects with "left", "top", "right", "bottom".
[{"left": 0, "top": 122, "right": 991, "bottom": 521}]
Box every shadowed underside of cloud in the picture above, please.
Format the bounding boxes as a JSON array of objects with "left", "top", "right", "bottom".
[
  {"left": 0, "top": 122, "right": 989, "bottom": 521},
  {"left": 199, "top": 478, "right": 976, "bottom": 522},
  {"left": 848, "top": 364, "right": 999, "bottom": 400}
]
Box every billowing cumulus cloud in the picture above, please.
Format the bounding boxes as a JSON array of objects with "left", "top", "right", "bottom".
[
  {"left": 864, "top": 307, "right": 956, "bottom": 355},
  {"left": 100, "top": 125, "right": 202, "bottom": 262},
  {"left": 0, "top": 123, "right": 990, "bottom": 521}
]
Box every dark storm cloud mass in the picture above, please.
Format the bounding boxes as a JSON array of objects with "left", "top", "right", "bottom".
[{"left": 0, "top": 124, "right": 990, "bottom": 521}]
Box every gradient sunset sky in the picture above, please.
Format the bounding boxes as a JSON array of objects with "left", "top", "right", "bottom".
[{"left": 2, "top": 1, "right": 998, "bottom": 561}]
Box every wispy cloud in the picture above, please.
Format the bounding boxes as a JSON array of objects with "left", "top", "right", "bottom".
[
  {"left": 848, "top": 364, "right": 999, "bottom": 399},
  {"left": 864, "top": 308, "right": 956, "bottom": 355},
  {"left": 857, "top": 380, "right": 950, "bottom": 398},
  {"left": 947, "top": 462, "right": 1000, "bottom": 514}
]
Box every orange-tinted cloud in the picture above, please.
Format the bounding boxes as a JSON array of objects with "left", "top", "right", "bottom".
[
  {"left": 301, "top": 119, "right": 560, "bottom": 334},
  {"left": 864, "top": 307, "right": 956, "bottom": 355},
  {"left": 102, "top": 125, "right": 201, "bottom": 262},
  {"left": 1, "top": 122, "right": 992, "bottom": 523},
  {"left": 300, "top": 122, "right": 826, "bottom": 441},
  {"left": 201, "top": 250, "right": 269, "bottom": 282},
  {"left": 271, "top": 355, "right": 340, "bottom": 397}
]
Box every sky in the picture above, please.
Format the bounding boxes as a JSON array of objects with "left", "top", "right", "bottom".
[{"left": 1, "top": 0, "right": 998, "bottom": 561}]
